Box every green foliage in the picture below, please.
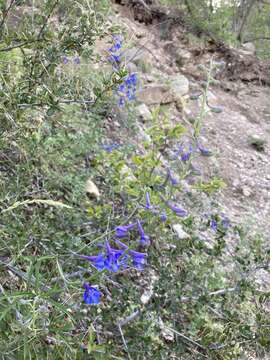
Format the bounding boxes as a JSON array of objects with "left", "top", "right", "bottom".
[{"left": 0, "top": 1, "right": 269, "bottom": 359}]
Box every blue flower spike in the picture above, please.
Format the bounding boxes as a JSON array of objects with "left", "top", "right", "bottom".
[
  {"left": 167, "top": 168, "right": 178, "bottom": 186},
  {"left": 197, "top": 142, "right": 212, "bottom": 156},
  {"left": 104, "top": 241, "right": 126, "bottom": 272},
  {"left": 115, "top": 223, "right": 136, "bottom": 238},
  {"left": 83, "top": 283, "right": 101, "bottom": 305},
  {"left": 210, "top": 219, "right": 218, "bottom": 231},
  {"left": 160, "top": 212, "right": 167, "bottom": 222},
  {"left": 80, "top": 254, "right": 106, "bottom": 271},
  {"left": 145, "top": 192, "right": 152, "bottom": 210},
  {"left": 137, "top": 220, "right": 150, "bottom": 247},
  {"left": 168, "top": 203, "right": 188, "bottom": 217},
  {"left": 129, "top": 250, "right": 148, "bottom": 270}
]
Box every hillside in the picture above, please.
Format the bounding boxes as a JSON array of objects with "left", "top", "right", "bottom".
[{"left": 0, "top": 1, "right": 269, "bottom": 359}]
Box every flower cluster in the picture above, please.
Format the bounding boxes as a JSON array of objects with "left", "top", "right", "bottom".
[
  {"left": 108, "top": 35, "right": 122, "bottom": 69},
  {"left": 173, "top": 140, "right": 212, "bottom": 162},
  {"left": 101, "top": 143, "right": 120, "bottom": 153},
  {"left": 62, "top": 56, "right": 81, "bottom": 65},
  {"left": 81, "top": 190, "right": 189, "bottom": 305},
  {"left": 108, "top": 35, "right": 138, "bottom": 107},
  {"left": 81, "top": 221, "right": 149, "bottom": 305},
  {"left": 117, "top": 73, "right": 137, "bottom": 107}
]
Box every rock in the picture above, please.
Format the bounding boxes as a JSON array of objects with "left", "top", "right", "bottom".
[
  {"left": 85, "top": 179, "right": 100, "bottom": 200},
  {"left": 168, "top": 74, "right": 189, "bottom": 100},
  {"left": 137, "top": 104, "right": 152, "bottom": 121},
  {"left": 158, "top": 317, "right": 174, "bottom": 342},
  {"left": 172, "top": 224, "right": 190, "bottom": 240},
  {"left": 137, "top": 84, "right": 173, "bottom": 105},
  {"left": 242, "top": 186, "right": 252, "bottom": 197},
  {"left": 241, "top": 42, "right": 256, "bottom": 55},
  {"left": 140, "top": 288, "right": 153, "bottom": 305},
  {"left": 175, "top": 49, "right": 192, "bottom": 67}
]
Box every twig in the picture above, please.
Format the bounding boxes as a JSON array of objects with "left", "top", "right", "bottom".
[
  {"left": 0, "top": 0, "right": 17, "bottom": 35},
  {"left": 118, "top": 309, "right": 141, "bottom": 327},
  {"left": 165, "top": 326, "right": 206, "bottom": 351},
  {"left": 180, "top": 287, "right": 238, "bottom": 302},
  {"left": 118, "top": 324, "right": 132, "bottom": 360}
]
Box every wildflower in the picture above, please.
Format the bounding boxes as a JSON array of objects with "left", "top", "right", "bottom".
[
  {"left": 108, "top": 35, "right": 123, "bottom": 69},
  {"left": 104, "top": 241, "right": 126, "bottom": 272},
  {"left": 129, "top": 250, "right": 147, "bottom": 269},
  {"left": 197, "top": 142, "right": 212, "bottom": 156},
  {"left": 116, "top": 73, "right": 137, "bottom": 107},
  {"left": 167, "top": 203, "right": 188, "bottom": 217},
  {"left": 101, "top": 143, "right": 120, "bottom": 153},
  {"left": 73, "top": 56, "right": 80, "bottom": 65},
  {"left": 115, "top": 223, "right": 136, "bottom": 238},
  {"left": 108, "top": 53, "right": 121, "bottom": 65},
  {"left": 83, "top": 283, "right": 101, "bottom": 305},
  {"left": 118, "top": 97, "right": 125, "bottom": 107},
  {"left": 115, "top": 240, "right": 147, "bottom": 269},
  {"left": 210, "top": 219, "right": 218, "bottom": 231},
  {"left": 137, "top": 219, "right": 150, "bottom": 247},
  {"left": 175, "top": 143, "right": 194, "bottom": 162},
  {"left": 160, "top": 212, "right": 167, "bottom": 222},
  {"left": 167, "top": 168, "right": 178, "bottom": 186},
  {"left": 145, "top": 192, "right": 152, "bottom": 210},
  {"left": 143, "top": 192, "right": 159, "bottom": 214},
  {"left": 62, "top": 56, "right": 69, "bottom": 64},
  {"left": 109, "top": 35, "right": 122, "bottom": 52},
  {"left": 221, "top": 214, "right": 230, "bottom": 229},
  {"left": 80, "top": 254, "right": 106, "bottom": 271}
]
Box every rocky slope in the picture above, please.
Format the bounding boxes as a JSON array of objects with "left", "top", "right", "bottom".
[{"left": 107, "top": 1, "right": 270, "bottom": 238}]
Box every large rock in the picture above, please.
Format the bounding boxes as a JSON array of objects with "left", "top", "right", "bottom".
[
  {"left": 241, "top": 42, "right": 256, "bottom": 55},
  {"left": 137, "top": 74, "right": 189, "bottom": 105},
  {"left": 168, "top": 74, "right": 189, "bottom": 99},
  {"left": 172, "top": 224, "right": 190, "bottom": 240},
  {"left": 137, "top": 84, "right": 173, "bottom": 105},
  {"left": 137, "top": 104, "right": 152, "bottom": 121}
]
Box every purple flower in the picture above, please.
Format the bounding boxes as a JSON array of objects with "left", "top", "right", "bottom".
[
  {"left": 80, "top": 254, "right": 106, "bottom": 271},
  {"left": 101, "top": 143, "right": 120, "bottom": 153},
  {"left": 167, "top": 168, "right": 178, "bottom": 186},
  {"left": 116, "top": 73, "right": 137, "bottom": 106},
  {"left": 143, "top": 192, "right": 159, "bottom": 214},
  {"left": 108, "top": 53, "right": 121, "bottom": 65},
  {"left": 175, "top": 143, "right": 194, "bottom": 162},
  {"left": 160, "top": 212, "right": 167, "bottom": 222},
  {"left": 83, "top": 283, "right": 101, "bottom": 305},
  {"left": 108, "top": 36, "right": 123, "bottom": 68},
  {"left": 145, "top": 192, "right": 152, "bottom": 210},
  {"left": 62, "top": 56, "right": 69, "bottom": 64},
  {"left": 168, "top": 203, "right": 188, "bottom": 217},
  {"left": 210, "top": 219, "right": 218, "bottom": 231},
  {"left": 221, "top": 215, "right": 230, "bottom": 229},
  {"left": 197, "top": 142, "right": 212, "bottom": 156},
  {"left": 73, "top": 56, "right": 80, "bottom": 65},
  {"left": 104, "top": 241, "right": 126, "bottom": 272},
  {"left": 129, "top": 250, "right": 147, "bottom": 269},
  {"left": 115, "top": 223, "right": 136, "bottom": 238},
  {"left": 137, "top": 220, "right": 150, "bottom": 247},
  {"left": 118, "top": 97, "right": 125, "bottom": 107}
]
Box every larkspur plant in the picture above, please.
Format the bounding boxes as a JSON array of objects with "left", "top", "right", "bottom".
[{"left": 108, "top": 35, "right": 138, "bottom": 107}]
